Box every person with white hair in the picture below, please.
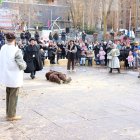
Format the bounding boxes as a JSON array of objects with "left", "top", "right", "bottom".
[{"left": 107, "top": 43, "right": 120, "bottom": 73}]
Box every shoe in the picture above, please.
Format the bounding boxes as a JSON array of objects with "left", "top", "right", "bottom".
[
  {"left": 64, "top": 77, "right": 72, "bottom": 84},
  {"left": 118, "top": 69, "right": 121, "bottom": 73},
  {"left": 30, "top": 75, "right": 35, "bottom": 79},
  {"left": 6, "top": 116, "right": 22, "bottom": 121}
]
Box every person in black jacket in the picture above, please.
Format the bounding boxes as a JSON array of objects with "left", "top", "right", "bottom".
[
  {"left": 20, "top": 31, "right": 26, "bottom": 43},
  {"left": 93, "top": 41, "right": 100, "bottom": 65},
  {"left": 34, "top": 30, "right": 40, "bottom": 43},
  {"left": 0, "top": 30, "right": 5, "bottom": 49},
  {"left": 75, "top": 41, "right": 81, "bottom": 65},
  {"left": 124, "top": 45, "right": 131, "bottom": 69},
  {"left": 48, "top": 41, "right": 57, "bottom": 64},
  {"left": 66, "top": 40, "right": 77, "bottom": 71},
  {"left": 24, "top": 38, "right": 43, "bottom": 79},
  {"left": 25, "top": 30, "right": 31, "bottom": 44},
  {"left": 61, "top": 31, "right": 66, "bottom": 41}
]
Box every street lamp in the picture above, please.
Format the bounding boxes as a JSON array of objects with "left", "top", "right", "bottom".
[
  {"left": 128, "top": 6, "right": 132, "bottom": 36},
  {"left": 129, "top": 7, "right": 132, "bottom": 31},
  {"left": 82, "top": 6, "right": 85, "bottom": 31}
]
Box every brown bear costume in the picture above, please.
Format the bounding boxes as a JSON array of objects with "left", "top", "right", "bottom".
[{"left": 45, "top": 70, "right": 72, "bottom": 84}]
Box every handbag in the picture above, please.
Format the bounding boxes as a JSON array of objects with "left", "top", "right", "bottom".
[{"left": 107, "top": 55, "right": 112, "bottom": 60}]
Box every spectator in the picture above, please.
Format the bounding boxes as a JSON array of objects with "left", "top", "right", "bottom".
[
  {"left": 66, "top": 40, "right": 77, "bottom": 71},
  {"left": 20, "top": 31, "right": 26, "bottom": 43},
  {"left": 49, "top": 32, "right": 53, "bottom": 40},
  {"left": 0, "top": 30, "right": 5, "bottom": 49},
  {"left": 25, "top": 30, "right": 31, "bottom": 44},
  {"left": 48, "top": 41, "right": 57, "bottom": 64},
  {"left": 61, "top": 31, "right": 66, "bottom": 41},
  {"left": 82, "top": 31, "right": 86, "bottom": 42},
  {"left": 53, "top": 32, "right": 59, "bottom": 42},
  {"left": 34, "top": 30, "right": 40, "bottom": 43},
  {"left": 0, "top": 32, "right": 26, "bottom": 121}
]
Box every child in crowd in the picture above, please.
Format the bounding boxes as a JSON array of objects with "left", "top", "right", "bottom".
[
  {"left": 86, "top": 49, "right": 94, "bottom": 66},
  {"left": 127, "top": 51, "right": 134, "bottom": 68},
  {"left": 80, "top": 43, "right": 87, "bottom": 66},
  {"left": 98, "top": 47, "right": 106, "bottom": 65}
]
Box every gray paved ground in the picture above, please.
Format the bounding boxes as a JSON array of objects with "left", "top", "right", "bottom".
[{"left": 0, "top": 66, "right": 140, "bottom": 140}]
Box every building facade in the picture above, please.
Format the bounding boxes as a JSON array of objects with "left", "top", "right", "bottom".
[
  {"left": 0, "top": 0, "right": 69, "bottom": 30},
  {"left": 1, "top": 0, "right": 140, "bottom": 32}
]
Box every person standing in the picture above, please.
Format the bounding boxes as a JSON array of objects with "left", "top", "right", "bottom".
[
  {"left": 82, "top": 31, "right": 86, "bottom": 42},
  {"left": 48, "top": 41, "right": 57, "bottom": 64},
  {"left": 0, "top": 30, "right": 5, "bottom": 49},
  {"left": 49, "top": 32, "right": 53, "bottom": 40},
  {"left": 61, "top": 31, "right": 66, "bottom": 42},
  {"left": 98, "top": 47, "right": 106, "bottom": 65},
  {"left": 107, "top": 44, "right": 120, "bottom": 73},
  {"left": 0, "top": 33, "right": 26, "bottom": 121},
  {"left": 25, "top": 30, "right": 31, "bottom": 44},
  {"left": 136, "top": 50, "right": 140, "bottom": 78},
  {"left": 24, "top": 38, "right": 43, "bottom": 79},
  {"left": 80, "top": 43, "right": 87, "bottom": 66},
  {"left": 93, "top": 41, "right": 100, "bottom": 65},
  {"left": 34, "top": 30, "right": 40, "bottom": 43},
  {"left": 20, "top": 31, "right": 26, "bottom": 44},
  {"left": 66, "top": 40, "right": 77, "bottom": 71}
]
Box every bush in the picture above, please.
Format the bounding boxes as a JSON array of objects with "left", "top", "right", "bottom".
[{"left": 84, "top": 27, "right": 97, "bottom": 35}]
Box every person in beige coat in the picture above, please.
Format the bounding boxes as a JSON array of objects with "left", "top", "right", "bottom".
[{"left": 107, "top": 43, "right": 120, "bottom": 73}]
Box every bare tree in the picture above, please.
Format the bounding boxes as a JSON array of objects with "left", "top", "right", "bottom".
[
  {"left": 102, "top": 0, "right": 114, "bottom": 39},
  {"left": 67, "top": 0, "right": 84, "bottom": 29},
  {"left": 66, "top": 0, "right": 115, "bottom": 34}
]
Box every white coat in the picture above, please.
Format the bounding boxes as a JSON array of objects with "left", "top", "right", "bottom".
[
  {"left": 108, "top": 48, "right": 120, "bottom": 68},
  {"left": 0, "top": 44, "right": 26, "bottom": 87}
]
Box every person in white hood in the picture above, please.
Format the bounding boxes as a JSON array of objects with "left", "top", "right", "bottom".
[{"left": 0, "top": 32, "right": 26, "bottom": 121}]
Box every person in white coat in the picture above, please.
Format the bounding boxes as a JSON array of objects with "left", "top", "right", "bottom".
[
  {"left": 107, "top": 43, "right": 120, "bottom": 73},
  {"left": 0, "top": 33, "right": 26, "bottom": 121}
]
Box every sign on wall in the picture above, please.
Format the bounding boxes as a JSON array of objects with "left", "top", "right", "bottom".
[{"left": 0, "top": 8, "right": 19, "bottom": 29}]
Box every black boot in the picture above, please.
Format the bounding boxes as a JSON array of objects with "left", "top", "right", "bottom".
[
  {"left": 109, "top": 68, "right": 112, "bottom": 73},
  {"left": 30, "top": 72, "right": 35, "bottom": 79},
  {"left": 118, "top": 68, "right": 120, "bottom": 73}
]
